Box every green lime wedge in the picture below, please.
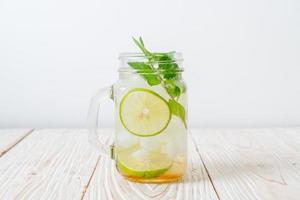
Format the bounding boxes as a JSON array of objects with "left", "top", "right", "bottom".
[
  {"left": 119, "top": 88, "right": 171, "bottom": 137},
  {"left": 116, "top": 148, "right": 172, "bottom": 178}
]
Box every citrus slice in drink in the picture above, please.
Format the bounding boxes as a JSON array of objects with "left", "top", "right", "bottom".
[
  {"left": 117, "top": 148, "right": 172, "bottom": 178},
  {"left": 119, "top": 88, "right": 171, "bottom": 137}
]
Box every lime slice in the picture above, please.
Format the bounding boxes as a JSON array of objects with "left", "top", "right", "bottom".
[
  {"left": 119, "top": 88, "right": 171, "bottom": 137},
  {"left": 117, "top": 148, "right": 172, "bottom": 178}
]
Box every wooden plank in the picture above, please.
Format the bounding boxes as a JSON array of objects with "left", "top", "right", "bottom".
[
  {"left": 0, "top": 129, "right": 33, "bottom": 157},
  {"left": 0, "top": 129, "right": 100, "bottom": 200},
  {"left": 271, "top": 128, "right": 300, "bottom": 152},
  {"left": 192, "top": 128, "right": 300, "bottom": 200},
  {"left": 83, "top": 131, "right": 219, "bottom": 200}
]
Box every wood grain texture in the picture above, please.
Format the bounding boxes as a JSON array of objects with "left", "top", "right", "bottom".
[
  {"left": 83, "top": 131, "right": 219, "bottom": 200},
  {"left": 0, "top": 128, "right": 298, "bottom": 200},
  {"left": 0, "top": 129, "right": 33, "bottom": 157},
  {"left": 192, "top": 128, "right": 300, "bottom": 200},
  {"left": 0, "top": 129, "right": 99, "bottom": 200}
]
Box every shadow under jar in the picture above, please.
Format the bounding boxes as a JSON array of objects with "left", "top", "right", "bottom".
[{"left": 88, "top": 52, "right": 188, "bottom": 183}]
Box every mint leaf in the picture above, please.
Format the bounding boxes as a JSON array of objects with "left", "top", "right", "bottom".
[
  {"left": 173, "top": 79, "right": 186, "bottom": 93},
  {"left": 132, "top": 37, "right": 153, "bottom": 58},
  {"left": 158, "top": 54, "right": 179, "bottom": 79},
  {"left": 165, "top": 80, "right": 181, "bottom": 98},
  {"left": 168, "top": 99, "right": 187, "bottom": 128},
  {"left": 165, "top": 79, "right": 186, "bottom": 98},
  {"left": 139, "top": 37, "right": 145, "bottom": 46},
  {"left": 127, "top": 62, "right": 161, "bottom": 86}
]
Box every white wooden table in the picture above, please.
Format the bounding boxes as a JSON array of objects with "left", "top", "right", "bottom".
[{"left": 0, "top": 129, "right": 299, "bottom": 200}]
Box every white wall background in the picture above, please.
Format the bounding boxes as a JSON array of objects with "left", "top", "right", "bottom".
[{"left": 0, "top": 0, "right": 299, "bottom": 128}]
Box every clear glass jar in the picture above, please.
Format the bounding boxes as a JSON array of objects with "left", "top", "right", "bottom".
[{"left": 88, "top": 52, "right": 188, "bottom": 183}]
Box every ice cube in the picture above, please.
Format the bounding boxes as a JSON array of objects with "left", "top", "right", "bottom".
[
  {"left": 174, "top": 134, "right": 187, "bottom": 153},
  {"left": 155, "top": 117, "right": 186, "bottom": 143},
  {"left": 131, "top": 149, "right": 149, "bottom": 161},
  {"left": 160, "top": 119, "right": 187, "bottom": 159},
  {"left": 117, "top": 131, "right": 138, "bottom": 148},
  {"left": 161, "top": 142, "right": 176, "bottom": 159},
  {"left": 124, "top": 75, "right": 148, "bottom": 89},
  {"left": 140, "top": 138, "right": 161, "bottom": 151}
]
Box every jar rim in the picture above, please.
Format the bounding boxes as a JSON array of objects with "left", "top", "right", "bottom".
[
  {"left": 118, "top": 52, "right": 183, "bottom": 61},
  {"left": 118, "top": 52, "right": 184, "bottom": 74}
]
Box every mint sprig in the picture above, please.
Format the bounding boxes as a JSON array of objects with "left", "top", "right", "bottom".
[
  {"left": 128, "top": 37, "right": 187, "bottom": 128},
  {"left": 168, "top": 99, "right": 187, "bottom": 128},
  {"left": 127, "top": 62, "right": 161, "bottom": 86}
]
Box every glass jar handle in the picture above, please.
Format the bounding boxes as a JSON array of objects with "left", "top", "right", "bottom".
[{"left": 87, "top": 86, "right": 114, "bottom": 159}]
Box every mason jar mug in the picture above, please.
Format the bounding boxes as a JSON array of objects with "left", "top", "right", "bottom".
[{"left": 87, "top": 52, "right": 188, "bottom": 183}]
